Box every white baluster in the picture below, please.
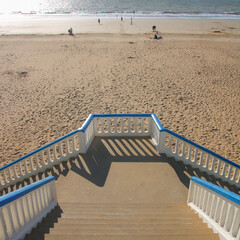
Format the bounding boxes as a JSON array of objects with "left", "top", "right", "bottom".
[
  {"left": 227, "top": 166, "right": 232, "bottom": 179},
  {"left": 168, "top": 135, "right": 173, "bottom": 153},
  {"left": 107, "top": 118, "right": 110, "bottom": 133},
  {"left": 24, "top": 159, "right": 29, "bottom": 175},
  {"left": 206, "top": 192, "right": 213, "bottom": 216},
  {"left": 211, "top": 157, "right": 216, "bottom": 172},
  {"left": 34, "top": 190, "right": 40, "bottom": 214},
  {"left": 175, "top": 139, "right": 179, "bottom": 155},
  {"left": 13, "top": 201, "right": 21, "bottom": 232},
  {"left": 6, "top": 204, "right": 16, "bottom": 236},
  {"left": 39, "top": 186, "right": 46, "bottom": 209},
  {"left": 20, "top": 198, "right": 27, "bottom": 225},
  {"left": 202, "top": 189, "right": 209, "bottom": 212},
  {"left": 35, "top": 154, "right": 40, "bottom": 169},
  {"left": 72, "top": 135, "right": 76, "bottom": 152},
  {"left": 3, "top": 170, "right": 8, "bottom": 184},
  {"left": 66, "top": 139, "right": 70, "bottom": 155},
  {"left": 141, "top": 117, "right": 144, "bottom": 133},
  {"left": 51, "top": 181, "right": 57, "bottom": 204},
  {"left": 53, "top": 145, "right": 58, "bottom": 160},
  {"left": 101, "top": 118, "right": 104, "bottom": 133},
  {"left": 193, "top": 149, "right": 198, "bottom": 163},
  {"left": 0, "top": 208, "right": 9, "bottom": 240},
  {"left": 112, "top": 118, "right": 116, "bottom": 133},
  {"left": 26, "top": 194, "right": 33, "bottom": 220},
  {"left": 188, "top": 145, "right": 192, "bottom": 161},
  {"left": 182, "top": 142, "right": 186, "bottom": 158},
  {"left": 8, "top": 168, "right": 13, "bottom": 181},
  {"left": 232, "top": 167, "right": 237, "bottom": 182},
  {"left": 13, "top": 165, "right": 18, "bottom": 180},
  {"left": 59, "top": 141, "right": 64, "bottom": 157},
  {"left": 215, "top": 159, "right": 221, "bottom": 174},
  {"left": 222, "top": 163, "right": 227, "bottom": 177},
  {"left": 214, "top": 197, "right": 223, "bottom": 223},
  {"left": 205, "top": 154, "right": 210, "bottom": 170},
  {"left": 128, "top": 118, "right": 130, "bottom": 133},
  {"left": 30, "top": 192, "right": 36, "bottom": 217},
  {"left": 30, "top": 157, "right": 35, "bottom": 172},
  {"left": 134, "top": 118, "right": 137, "bottom": 133},
  {"left": 199, "top": 151, "right": 204, "bottom": 166}
]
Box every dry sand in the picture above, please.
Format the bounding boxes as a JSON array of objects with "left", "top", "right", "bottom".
[{"left": 0, "top": 18, "right": 240, "bottom": 167}]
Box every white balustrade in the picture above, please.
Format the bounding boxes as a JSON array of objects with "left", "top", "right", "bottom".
[
  {"left": 94, "top": 115, "right": 151, "bottom": 137},
  {"left": 0, "top": 131, "right": 83, "bottom": 190},
  {"left": 1, "top": 113, "right": 239, "bottom": 191},
  {"left": 157, "top": 130, "right": 240, "bottom": 187},
  {"left": 0, "top": 176, "right": 57, "bottom": 240},
  {"left": 188, "top": 177, "right": 240, "bottom": 240}
]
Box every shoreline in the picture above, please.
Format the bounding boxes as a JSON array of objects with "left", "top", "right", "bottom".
[{"left": 0, "top": 17, "right": 240, "bottom": 35}]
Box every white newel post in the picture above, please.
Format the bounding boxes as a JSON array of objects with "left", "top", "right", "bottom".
[
  {"left": 158, "top": 131, "right": 166, "bottom": 154},
  {"left": 78, "top": 131, "right": 87, "bottom": 153}
]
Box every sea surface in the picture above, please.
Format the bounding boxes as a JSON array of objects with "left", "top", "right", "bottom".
[{"left": 0, "top": 0, "right": 240, "bottom": 19}]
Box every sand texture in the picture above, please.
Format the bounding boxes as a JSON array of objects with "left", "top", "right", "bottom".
[{"left": 0, "top": 31, "right": 240, "bottom": 167}]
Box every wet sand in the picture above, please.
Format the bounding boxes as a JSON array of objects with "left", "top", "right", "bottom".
[{"left": 0, "top": 18, "right": 240, "bottom": 167}]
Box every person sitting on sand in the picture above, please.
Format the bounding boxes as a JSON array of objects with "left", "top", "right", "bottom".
[
  {"left": 154, "top": 34, "right": 162, "bottom": 40},
  {"left": 68, "top": 27, "right": 73, "bottom": 36}
]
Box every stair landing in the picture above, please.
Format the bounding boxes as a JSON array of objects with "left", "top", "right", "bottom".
[{"left": 25, "top": 137, "right": 219, "bottom": 239}]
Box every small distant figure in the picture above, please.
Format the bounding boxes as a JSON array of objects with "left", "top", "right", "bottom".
[
  {"left": 154, "top": 33, "right": 162, "bottom": 40},
  {"left": 152, "top": 25, "right": 156, "bottom": 31},
  {"left": 98, "top": 18, "right": 100, "bottom": 24},
  {"left": 121, "top": 17, "right": 123, "bottom": 21},
  {"left": 68, "top": 27, "right": 73, "bottom": 36}
]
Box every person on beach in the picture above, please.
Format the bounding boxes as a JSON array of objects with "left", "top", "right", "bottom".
[
  {"left": 98, "top": 18, "right": 100, "bottom": 24},
  {"left": 68, "top": 27, "right": 73, "bottom": 36},
  {"left": 154, "top": 34, "right": 162, "bottom": 40},
  {"left": 121, "top": 17, "right": 123, "bottom": 21}
]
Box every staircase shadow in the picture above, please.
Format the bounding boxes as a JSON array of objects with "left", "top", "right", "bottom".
[
  {"left": 1, "top": 136, "right": 238, "bottom": 195},
  {"left": 24, "top": 204, "right": 63, "bottom": 240},
  {"left": 68, "top": 136, "right": 191, "bottom": 188}
]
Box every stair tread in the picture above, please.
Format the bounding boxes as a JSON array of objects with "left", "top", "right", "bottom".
[
  {"left": 55, "top": 218, "right": 202, "bottom": 224},
  {"left": 46, "top": 223, "right": 207, "bottom": 229},
  {"left": 48, "top": 228, "right": 214, "bottom": 235},
  {"left": 43, "top": 234, "right": 219, "bottom": 240}
]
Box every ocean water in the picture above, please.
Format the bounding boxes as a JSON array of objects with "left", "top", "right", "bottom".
[{"left": 0, "top": 0, "right": 240, "bottom": 19}]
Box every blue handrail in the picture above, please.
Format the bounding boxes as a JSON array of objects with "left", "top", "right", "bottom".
[
  {"left": 0, "top": 113, "right": 152, "bottom": 172},
  {"left": 0, "top": 129, "right": 82, "bottom": 171},
  {"left": 161, "top": 128, "right": 240, "bottom": 169},
  {"left": 191, "top": 176, "right": 240, "bottom": 205},
  {"left": 0, "top": 113, "right": 239, "bottom": 173},
  {"left": 0, "top": 176, "right": 55, "bottom": 207}
]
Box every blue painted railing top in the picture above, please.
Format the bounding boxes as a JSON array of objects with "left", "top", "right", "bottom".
[
  {"left": 0, "top": 176, "right": 55, "bottom": 207},
  {"left": 0, "top": 129, "right": 81, "bottom": 171},
  {"left": 0, "top": 113, "right": 239, "bottom": 171},
  {"left": 0, "top": 113, "right": 152, "bottom": 171},
  {"left": 161, "top": 128, "right": 240, "bottom": 169},
  {"left": 191, "top": 176, "right": 240, "bottom": 205}
]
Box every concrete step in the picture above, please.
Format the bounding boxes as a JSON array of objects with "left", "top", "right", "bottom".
[
  {"left": 44, "top": 234, "right": 220, "bottom": 240},
  {"left": 60, "top": 212, "right": 199, "bottom": 219},
  {"left": 60, "top": 208, "right": 194, "bottom": 215},
  {"left": 47, "top": 227, "right": 214, "bottom": 236},
  {"left": 47, "top": 222, "right": 207, "bottom": 230},
  {"left": 59, "top": 202, "right": 190, "bottom": 209},
  {"left": 40, "top": 217, "right": 202, "bottom": 226}
]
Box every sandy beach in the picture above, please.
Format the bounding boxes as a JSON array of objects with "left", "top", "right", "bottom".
[{"left": 0, "top": 18, "right": 240, "bottom": 167}]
